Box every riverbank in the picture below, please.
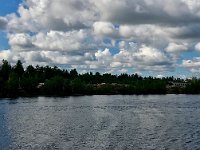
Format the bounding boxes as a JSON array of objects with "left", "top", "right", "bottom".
[{"left": 0, "top": 87, "right": 193, "bottom": 99}]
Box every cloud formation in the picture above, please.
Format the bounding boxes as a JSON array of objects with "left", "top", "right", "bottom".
[
  {"left": 1, "top": 0, "right": 200, "bottom": 75},
  {"left": 0, "top": 17, "right": 7, "bottom": 30}
]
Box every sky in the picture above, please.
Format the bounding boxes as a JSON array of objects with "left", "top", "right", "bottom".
[{"left": 0, "top": 0, "right": 200, "bottom": 78}]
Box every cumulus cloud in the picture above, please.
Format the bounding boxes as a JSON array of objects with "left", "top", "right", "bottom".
[
  {"left": 165, "top": 42, "right": 189, "bottom": 53},
  {"left": 7, "top": 30, "right": 109, "bottom": 53},
  {"left": 96, "top": 0, "right": 200, "bottom": 25},
  {"left": 7, "top": 0, "right": 97, "bottom": 32},
  {"left": 195, "top": 42, "right": 200, "bottom": 51},
  {"left": 183, "top": 58, "right": 200, "bottom": 67},
  {"left": 182, "top": 57, "right": 200, "bottom": 73},
  {"left": 8, "top": 33, "right": 33, "bottom": 50},
  {"left": 0, "top": 17, "right": 7, "bottom": 30},
  {"left": 7, "top": 0, "right": 200, "bottom": 32},
  {"left": 1, "top": 0, "right": 200, "bottom": 74},
  {"left": 32, "top": 30, "right": 89, "bottom": 51},
  {"left": 114, "top": 44, "right": 174, "bottom": 71},
  {"left": 93, "top": 22, "right": 119, "bottom": 38}
]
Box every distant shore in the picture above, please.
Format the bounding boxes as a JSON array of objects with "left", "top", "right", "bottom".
[
  {"left": 0, "top": 60, "right": 199, "bottom": 98},
  {"left": 0, "top": 88, "right": 195, "bottom": 99}
]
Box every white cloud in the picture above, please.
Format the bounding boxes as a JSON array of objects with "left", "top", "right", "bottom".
[
  {"left": 33, "top": 30, "right": 87, "bottom": 51},
  {"left": 93, "top": 22, "right": 118, "bottom": 38},
  {"left": 116, "top": 45, "right": 174, "bottom": 71},
  {"left": 2, "top": 0, "right": 200, "bottom": 74},
  {"left": 182, "top": 57, "right": 200, "bottom": 73},
  {"left": 165, "top": 42, "right": 189, "bottom": 53},
  {"left": 7, "top": 0, "right": 97, "bottom": 32},
  {"left": 190, "top": 68, "right": 200, "bottom": 73},
  {"left": 157, "top": 74, "right": 164, "bottom": 78},
  {"left": 0, "top": 50, "right": 12, "bottom": 60},
  {"left": 94, "top": 48, "right": 113, "bottom": 69},
  {"left": 110, "top": 62, "right": 122, "bottom": 68},
  {"left": 195, "top": 42, "right": 200, "bottom": 51},
  {"left": 118, "top": 69, "right": 128, "bottom": 73},
  {"left": 7, "top": 30, "right": 107, "bottom": 52},
  {"left": 8, "top": 33, "right": 33, "bottom": 50},
  {"left": 182, "top": 58, "right": 200, "bottom": 68}
]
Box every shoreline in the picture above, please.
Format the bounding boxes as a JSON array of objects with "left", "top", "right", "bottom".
[{"left": 0, "top": 93, "right": 198, "bottom": 99}]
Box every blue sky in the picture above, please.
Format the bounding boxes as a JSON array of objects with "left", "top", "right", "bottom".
[
  {"left": 0, "top": 0, "right": 21, "bottom": 49},
  {"left": 0, "top": 0, "right": 200, "bottom": 78},
  {"left": 0, "top": 0, "right": 21, "bottom": 16}
]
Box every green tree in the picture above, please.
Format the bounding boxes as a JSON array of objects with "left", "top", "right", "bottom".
[
  {"left": 70, "top": 69, "right": 78, "bottom": 78},
  {"left": 25, "top": 65, "right": 36, "bottom": 77},
  {"left": 0, "top": 77, "right": 5, "bottom": 96},
  {"left": 44, "top": 76, "right": 65, "bottom": 95},
  {"left": 6, "top": 72, "right": 19, "bottom": 93},
  {"left": 21, "top": 76, "right": 37, "bottom": 93},
  {"left": 14, "top": 60, "right": 24, "bottom": 78},
  {"left": 70, "top": 78, "right": 85, "bottom": 94},
  {"left": 0, "top": 60, "right": 11, "bottom": 80}
]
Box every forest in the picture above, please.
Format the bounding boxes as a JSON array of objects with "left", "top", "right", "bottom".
[{"left": 0, "top": 60, "right": 199, "bottom": 98}]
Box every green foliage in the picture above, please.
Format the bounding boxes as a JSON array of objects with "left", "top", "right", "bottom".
[
  {"left": 44, "top": 76, "right": 65, "bottom": 95},
  {"left": 25, "top": 65, "right": 36, "bottom": 77},
  {"left": 63, "top": 79, "right": 71, "bottom": 94},
  {"left": 96, "top": 84, "right": 113, "bottom": 94},
  {"left": 0, "top": 60, "right": 11, "bottom": 80},
  {"left": 0, "top": 77, "right": 5, "bottom": 95},
  {"left": 184, "top": 78, "right": 200, "bottom": 94},
  {"left": 0, "top": 59, "right": 197, "bottom": 97},
  {"left": 6, "top": 72, "right": 19, "bottom": 92},
  {"left": 70, "top": 78, "right": 86, "bottom": 94},
  {"left": 70, "top": 69, "right": 78, "bottom": 78},
  {"left": 21, "top": 76, "right": 38, "bottom": 92},
  {"left": 14, "top": 60, "right": 24, "bottom": 78}
]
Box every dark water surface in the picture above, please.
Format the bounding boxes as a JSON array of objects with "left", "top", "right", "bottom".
[{"left": 1, "top": 95, "right": 200, "bottom": 150}]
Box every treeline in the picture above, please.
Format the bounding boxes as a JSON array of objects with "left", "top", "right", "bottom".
[{"left": 0, "top": 60, "right": 198, "bottom": 97}]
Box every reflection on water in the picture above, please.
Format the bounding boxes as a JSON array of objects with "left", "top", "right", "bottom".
[{"left": 1, "top": 95, "right": 200, "bottom": 149}]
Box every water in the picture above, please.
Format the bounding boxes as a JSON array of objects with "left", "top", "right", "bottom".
[{"left": 1, "top": 95, "right": 200, "bottom": 150}]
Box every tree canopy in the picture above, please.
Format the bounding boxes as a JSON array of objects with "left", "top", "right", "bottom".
[{"left": 0, "top": 59, "right": 196, "bottom": 98}]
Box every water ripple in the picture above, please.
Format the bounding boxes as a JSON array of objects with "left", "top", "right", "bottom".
[{"left": 0, "top": 95, "right": 200, "bottom": 149}]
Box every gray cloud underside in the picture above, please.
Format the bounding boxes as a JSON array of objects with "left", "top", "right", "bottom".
[{"left": 0, "top": 17, "right": 7, "bottom": 30}]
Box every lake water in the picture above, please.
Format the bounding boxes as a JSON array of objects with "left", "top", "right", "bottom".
[{"left": 1, "top": 95, "right": 200, "bottom": 150}]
